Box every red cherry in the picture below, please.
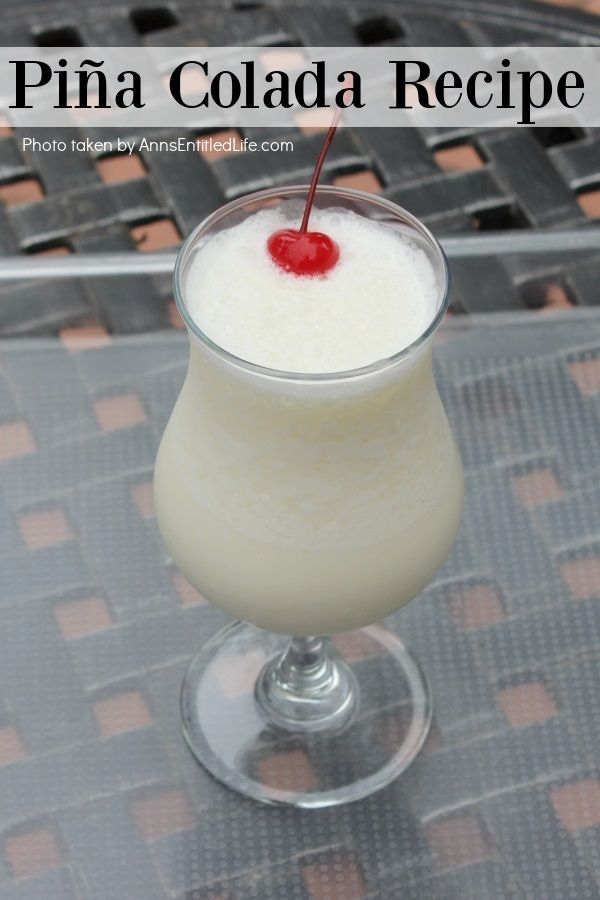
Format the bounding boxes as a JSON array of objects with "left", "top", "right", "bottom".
[
  {"left": 266, "top": 88, "right": 349, "bottom": 277},
  {"left": 267, "top": 228, "right": 339, "bottom": 277}
]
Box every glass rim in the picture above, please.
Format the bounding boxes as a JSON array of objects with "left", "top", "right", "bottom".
[{"left": 173, "top": 185, "right": 450, "bottom": 383}]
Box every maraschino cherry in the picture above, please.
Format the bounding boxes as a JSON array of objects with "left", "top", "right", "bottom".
[
  {"left": 267, "top": 228, "right": 339, "bottom": 277},
  {"left": 268, "top": 102, "right": 343, "bottom": 277}
]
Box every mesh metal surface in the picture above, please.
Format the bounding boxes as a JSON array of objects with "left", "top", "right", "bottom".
[
  {"left": 1, "top": 0, "right": 600, "bottom": 332},
  {"left": 0, "top": 310, "right": 599, "bottom": 898}
]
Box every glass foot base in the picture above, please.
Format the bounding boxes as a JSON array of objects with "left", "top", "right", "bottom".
[{"left": 180, "top": 621, "right": 432, "bottom": 808}]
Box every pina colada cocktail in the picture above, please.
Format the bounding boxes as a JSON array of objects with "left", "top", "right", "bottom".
[{"left": 154, "top": 185, "right": 463, "bottom": 807}]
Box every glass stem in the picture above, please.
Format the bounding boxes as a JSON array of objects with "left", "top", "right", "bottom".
[
  {"left": 256, "top": 634, "right": 358, "bottom": 733},
  {"left": 277, "top": 636, "right": 330, "bottom": 690}
]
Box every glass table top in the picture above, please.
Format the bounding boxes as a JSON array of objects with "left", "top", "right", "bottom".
[{"left": 0, "top": 306, "right": 599, "bottom": 898}]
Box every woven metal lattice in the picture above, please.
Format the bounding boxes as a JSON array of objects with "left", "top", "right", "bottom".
[{"left": 0, "top": 0, "right": 599, "bottom": 333}]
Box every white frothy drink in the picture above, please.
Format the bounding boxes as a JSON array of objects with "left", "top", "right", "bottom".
[
  {"left": 154, "top": 203, "right": 463, "bottom": 635},
  {"left": 186, "top": 208, "right": 436, "bottom": 373}
]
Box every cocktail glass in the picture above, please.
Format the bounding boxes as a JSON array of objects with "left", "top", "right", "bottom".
[{"left": 154, "top": 186, "right": 463, "bottom": 807}]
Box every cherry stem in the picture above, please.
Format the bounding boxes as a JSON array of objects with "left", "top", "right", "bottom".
[{"left": 298, "top": 86, "right": 348, "bottom": 235}]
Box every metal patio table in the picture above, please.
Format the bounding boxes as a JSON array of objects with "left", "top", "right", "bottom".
[
  {"left": 0, "top": 263, "right": 599, "bottom": 898},
  {"left": 0, "top": 0, "right": 599, "bottom": 896},
  {"left": 1, "top": 0, "right": 600, "bottom": 336}
]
